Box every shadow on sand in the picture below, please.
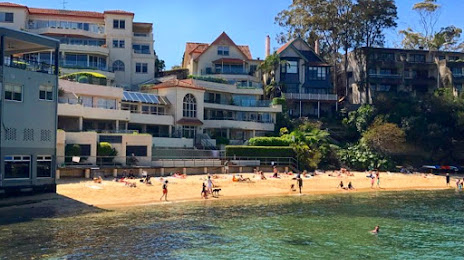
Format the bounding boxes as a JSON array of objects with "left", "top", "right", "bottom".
[{"left": 0, "top": 193, "right": 104, "bottom": 225}]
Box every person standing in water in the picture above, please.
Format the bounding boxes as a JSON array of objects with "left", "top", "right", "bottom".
[
  {"left": 297, "top": 174, "right": 303, "bottom": 194},
  {"left": 371, "top": 225, "right": 380, "bottom": 234},
  {"left": 160, "top": 180, "right": 168, "bottom": 201},
  {"left": 446, "top": 173, "right": 450, "bottom": 186}
]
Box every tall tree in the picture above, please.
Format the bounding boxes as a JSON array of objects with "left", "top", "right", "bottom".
[
  {"left": 413, "top": 0, "right": 441, "bottom": 41},
  {"left": 258, "top": 52, "right": 288, "bottom": 99},
  {"left": 353, "top": 0, "right": 398, "bottom": 103}
]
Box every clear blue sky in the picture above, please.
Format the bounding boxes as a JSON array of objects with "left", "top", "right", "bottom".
[{"left": 17, "top": 0, "right": 464, "bottom": 69}]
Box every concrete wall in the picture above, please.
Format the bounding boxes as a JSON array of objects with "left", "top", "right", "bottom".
[
  {"left": 152, "top": 137, "right": 194, "bottom": 148},
  {"left": 0, "top": 6, "right": 28, "bottom": 30}
]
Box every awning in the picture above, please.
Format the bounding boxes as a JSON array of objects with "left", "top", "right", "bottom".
[
  {"left": 122, "top": 91, "right": 170, "bottom": 105},
  {"left": 177, "top": 118, "right": 203, "bottom": 126},
  {"left": 60, "top": 71, "right": 107, "bottom": 79},
  {"left": 422, "top": 165, "right": 459, "bottom": 171}
]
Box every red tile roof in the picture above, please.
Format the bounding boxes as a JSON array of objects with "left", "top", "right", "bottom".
[
  {"left": 152, "top": 79, "right": 206, "bottom": 91},
  {"left": 0, "top": 2, "right": 26, "bottom": 8},
  {"left": 182, "top": 32, "right": 253, "bottom": 68},
  {"left": 28, "top": 7, "right": 104, "bottom": 19},
  {"left": 104, "top": 10, "right": 134, "bottom": 16},
  {"left": 276, "top": 39, "right": 296, "bottom": 54}
]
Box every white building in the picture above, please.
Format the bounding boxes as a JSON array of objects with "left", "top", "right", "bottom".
[{"left": 0, "top": 2, "right": 156, "bottom": 89}]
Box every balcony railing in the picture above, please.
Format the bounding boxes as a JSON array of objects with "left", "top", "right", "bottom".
[
  {"left": 58, "top": 98, "right": 117, "bottom": 110},
  {"left": 204, "top": 99, "right": 271, "bottom": 107},
  {"left": 204, "top": 116, "right": 274, "bottom": 124},
  {"left": 283, "top": 93, "right": 338, "bottom": 101},
  {"left": 453, "top": 73, "right": 463, "bottom": 78},
  {"left": 4, "top": 57, "right": 55, "bottom": 75},
  {"left": 369, "top": 73, "right": 401, "bottom": 78}
]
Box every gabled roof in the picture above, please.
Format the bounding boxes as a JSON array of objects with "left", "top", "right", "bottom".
[
  {"left": 0, "top": 2, "right": 26, "bottom": 8},
  {"left": 277, "top": 38, "right": 330, "bottom": 66},
  {"left": 182, "top": 32, "right": 253, "bottom": 67},
  {"left": 151, "top": 79, "right": 205, "bottom": 91},
  {"left": 28, "top": 7, "right": 105, "bottom": 19},
  {"left": 276, "top": 39, "right": 297, "bottom": 54}
]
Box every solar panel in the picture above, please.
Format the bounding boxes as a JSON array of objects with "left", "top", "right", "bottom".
[{"left": 122, "top": 91, "right": 169, "bottom": 105}]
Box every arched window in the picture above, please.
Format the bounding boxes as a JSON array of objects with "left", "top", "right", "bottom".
[
  {"left": 113, "top": 60, "right": 125, "bottom": 71},
  {"left": 183, "top": 94, "right": 197, "bottom": 118}
]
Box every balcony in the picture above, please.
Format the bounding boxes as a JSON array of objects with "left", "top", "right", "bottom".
[
  {"left": 191, "top": 79, "right": 263, "bottom": 95},
  {"left": 58, "top": 99, "right": 130, "bottom": 121},
  {"left": 204, "top": 99, "right": 271, "bottom": 107},
  {"left": 203, "top": 117, "right": 275, "bottom": 131},
  {"left": 369, "top": 73, "right": 401, "bottom": 78},
  {"left": 60, "top": 44, "right": 109, "bottom": 56},
  {"left": 283, "top": 93, "right": 338, "bottom": 101},
  {"left": 129, "top": 112, "right": 174, "bottom": 126},
  {"left": 4, "top": 57, "right": 55, "bottom": 75}
]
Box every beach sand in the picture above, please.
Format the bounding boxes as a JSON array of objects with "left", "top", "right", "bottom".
[{"left": 56, "top": 171, "right": 455, "bottom": 209}]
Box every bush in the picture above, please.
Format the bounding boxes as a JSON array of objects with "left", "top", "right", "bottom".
[
  {"left": 338, "top": 142, "right": 395, "bottom": 171},
  {"left": 97, "top": 142, "right": 118, "bottom": 163},
  {"left": 248, "top": 137, "right": 292, "bottom": 146},
  {"left": 187, "top": 75, "right": 228, "bottom": 84},
  {"left": 225, "top": 146, "right": 295, "bottom": 158},
  {"left": 215, "top": 136, "right": 230, "bottom": 145},
  {"left": 65, "top": 144, "right": 81, "bottom": 162}
]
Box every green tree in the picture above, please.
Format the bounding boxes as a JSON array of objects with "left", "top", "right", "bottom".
[
  {"left": 363, "top": 120, "right": 406, "bottom": 156},
  {"left": 413, "top": 0, "right": 441, "bottom": 41},
  {"left": 155, "top": 58, "right": 165, "bottom": 76}
]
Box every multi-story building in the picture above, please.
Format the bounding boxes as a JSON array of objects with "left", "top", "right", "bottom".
[
  {"left": 347, "top": 47, "right": 464, "bottom": 104},
  {"left": 0, "top": 2, "right": 156, "bottom": 89},
  {"left": 179, "top": 32, "right": 282, "bottom": 143},
  {"left": 273, "top": 37, "right": 338, "bottom": 118},
  {"left": 0, "top": 27, "right": 59, "bottom": 195}
]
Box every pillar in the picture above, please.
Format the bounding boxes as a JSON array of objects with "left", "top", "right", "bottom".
[
  {"left": 252, "top": 130, "right": 256, "bottom": 138},
  {"left": 113, "top": 169, "right": 118, "bottom": 177},
  {"left": 317, "top": 101, "right": 320, "bottom": 119},
  {"left": 285, "top": 166, "right": 289, "bottom": 173},
  {"left": 183, "top": 167, "right": 187, "bottom": 175},
  {"left": 138, "top": 168, "right": 143, "bottom": 177},
  {"left": 142, "top": 125, "right": 147, "bottom": 134},
  {"left": 226, "top": 128, "right": 231, "bottom": 139},
  {"left": 85, "top": 168, "right": 90, "bottom": 178},
  {"left": 336, "top": 101, "right": 338, "bottom": 111},
  {"left": 204, "top": 167, "right": 208, "bottom": 174},
  {"left": 160, "top": 168, "right": 165, "bottom": 176},
  {"left": 168, "top": 125, "right": 172, "bottom": 137},
  {"left": 115, "top": 120, "right": 119, "bottom": 131},
  {"left": 239, "top": 166, "right": 243, "bottom": 173},
  {"left": 56, "top": 169, "right": 60, "bottom": 180},
  {"left": 78, "top": 117, "right": 83, "bottom": 131}
]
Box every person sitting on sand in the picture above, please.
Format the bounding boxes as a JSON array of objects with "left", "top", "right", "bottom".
[
  {"left": 337, "top": 181, "right": 344, "bottom": 189},
  {"left": 371, "top": 225, "right": 380, "bottom": 234},
  {"left": 348, "top": 181, "right": 355, "bottom": 190},
  {"left": 143, "top": 175, "right": 152, "bottom": 185},
  {"left": 238, "top": 175, "right": 252, "bottom": 182},
  {"left": 272, "top": 167, "right": 281, "bottom": 178},
  {"left": 259, "top": 171, "right": 267, "bottom": 180},
  {"left": 93, "top": 176, "right": 103, "bottom": 184}
]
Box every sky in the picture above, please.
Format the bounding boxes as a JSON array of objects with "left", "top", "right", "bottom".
[{"left": 16, "top": 0, "right": 464, "bottom": 69}]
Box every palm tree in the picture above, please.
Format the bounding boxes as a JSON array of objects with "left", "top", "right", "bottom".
[{"left": 258, "top": 52, "right": 289, "bottom": 99}]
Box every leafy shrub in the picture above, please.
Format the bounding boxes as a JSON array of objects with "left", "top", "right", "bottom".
[
  {"left": 248, "top": 137, "right": 292, "bottom": 146},
  {"left": 215, "top": 136, "right": 230, "bottom": 145},
  {"left": 65, "top": 144, "right": 81, "bottom": 162},
  {"left": 225, "top": 146, "right": 295, "bottom": 158},
  {"left": 338, "top": 142, "right": 395, "bottom": 171},
  {"left": 187, "top": 75, "right": 228, "bottom": 84},
  {"left": 97, "top": 142, "right": 118, "bottom": 163},
  {"left": 363, "top": 120, "right": 406, "bottom": 155}
]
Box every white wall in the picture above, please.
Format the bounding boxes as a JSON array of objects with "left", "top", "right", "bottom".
[{"left": 152, "top": 137, "right": 194, "bottom": 148}]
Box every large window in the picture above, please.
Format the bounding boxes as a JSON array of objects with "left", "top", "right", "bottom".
[
  {"left": 183, "top": 94, "right": 197, "bottom": 118},
  {"left": 113, "top": 19, "right": 125, "bottom": 29},
  {"left": 39, "top": 85, "right": 53, "bottom": 101},
  {"left": 182, "top": 126, "right": 196, "bottom": 138},
  {"left": 409, "top": 54, "right": 426, "bottom": 63},
  {"left": 217, "top": 46, "right": 229, "bottom": 56},
  {"left": 4, "top": 155, "right": 30, "bottom": 179},
  {"left": 133, "top": 44, "right": 150, "bottom": 54},
  {"left": 37, "top": 156, "right": 52, "bottom": 178},
  {"left": 4, "top": 84, "right": 22, "bottom": 102},
  {"left": 308, "top": 67, "right": 327, "bottom": 80},
  {"left": 97, "top": 98, "right": 117, "bottom": 109},
  {"left": 378, "top": 53, "right": 395, "bottom": 61},
  {"left": 135, "top": 63, "right": 148, "bottom": 73},
  {"left": 281, "top": 61, "right": 298, "bottom": 74},
  {"left": 0, "top": 12, "right": 13, "bottom": 23},
  {"left": 112, "top": 39, "right": 125, "bottom": 48},
  {"left": 126, "top": 146, "right": 147, "bottom": 156},
  {"left": 113, "top": 60, "right": 125, "bottom": 71},
  {"left": 141, "top": 105, "right": 165, "bottom": 115},
  {"left": 29, "top": 20, "right": 104, "bottom": 34}
]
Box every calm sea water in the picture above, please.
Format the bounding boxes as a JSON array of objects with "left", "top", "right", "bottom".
[{"left": 1, "top": 190, "right": 464, "bottom": 259}]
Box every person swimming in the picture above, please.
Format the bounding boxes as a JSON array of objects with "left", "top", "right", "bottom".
[{"left": 371, "top": 225, "right": 380, "bottom": 234}]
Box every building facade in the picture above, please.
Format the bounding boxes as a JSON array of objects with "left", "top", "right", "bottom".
[
  {"left": 179, "top": 32, "right": 281, "bottom": 144},
  {"left": 0, "top": 2, "right": 156, "bottom": 89},
  {"left": 274, "top": 38, "right": 338, "bottom": 118},
  {"left": 348, "top": 47, "right": 464, "bottom": 104},
  {"left": 0, "top": 27, "right": 59, "bottom": 195}
]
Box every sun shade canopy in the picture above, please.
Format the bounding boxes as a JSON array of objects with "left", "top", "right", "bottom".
[{"left": 123, "top": 91, "right": 170, "bottom": 105}]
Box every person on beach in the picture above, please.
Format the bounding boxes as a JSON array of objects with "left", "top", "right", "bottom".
[
  {"left": 201, "top": 181, "right": 208, "bottom": 199},
  {"left": 371, "top": 225, "right": 380, "bottom": 234},
  {"left": 297, "top": 174, "right": 303, "bottom": 194},
  {"left": 446, "top": 173, "right": 450, "bottom": 186},
  {"left": 207, "top": 176, "right": 214, "bottom": 194},
  {"left": 160, "top": 180, "right": 168, "bottom": 201},
  {"left": 456, "top": 178, "right": 461, "bottom": 189},
  {"left": 376, "top": 171, "right": 380, "bottom": 188},
  {"left": 272, "top": 166, "right": 280, "bottom": 178},
  {"left": 371, "top": 175, "right": 375, "bottom": 188},
  {"left": 348, "top": 181, "right": 355, "bottom": 190},
  {"left": 337, "top": 181, "right": 344, "bottom": 189},
  {"left": 259, "top": 171, "right": 267, "bottom": 180}
]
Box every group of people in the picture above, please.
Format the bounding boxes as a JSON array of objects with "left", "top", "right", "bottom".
[
  {"left": 201, "top": 175, "right": 216, "bottom": 199},
  {"left": 446, "top": 173, "right": 464, "bottom": 190},
  {"left": 367, "top": 170, "right": 381, "bottom": 188},
  {"left": 337, "top": 181, "right": 355, "bottom": 190}
]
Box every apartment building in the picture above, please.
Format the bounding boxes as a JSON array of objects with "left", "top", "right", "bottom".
[
  {"left": 0, "top": 27, "right": 59, "bottom": 195},
  {"left": 179, "top": 32, "right": 281, "bottom": 144},
  {"left": 348, "top": 47, "right": 464, "bottom": 104},
  {"left": 273, "top": 37, "right": 338, "bottom": 118},
  {"left": 0, "top": 2, "right": 156, "bottom": 89}
]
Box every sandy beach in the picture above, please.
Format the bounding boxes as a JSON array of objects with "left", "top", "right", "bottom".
[{"left": 56, "top": 171, "right": 455, "bottom": 209}]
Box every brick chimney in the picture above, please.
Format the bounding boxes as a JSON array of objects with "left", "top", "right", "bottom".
[{"left": 265, "top": 35, "right": 270, "bottom": 57}]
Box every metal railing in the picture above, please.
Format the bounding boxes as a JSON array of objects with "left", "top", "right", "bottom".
[
  {"left": 4, "top": 57, "right": 55, "bottom": 74},
  {"left": 204, "top": 99, "right": 271, "bottom": 107},
  {"left": 283, "top": 93, "right": 338, "bottom": 101},
  {"left": 204, "top": 116, "right": 274, "bottom": 124}
]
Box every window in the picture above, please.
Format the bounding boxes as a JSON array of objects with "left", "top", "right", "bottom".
[
  {"left": 182, "top": 126, "right": 196, "bottom": 138},
  {"left": 452, "top": 67, "right": 462, "bottom": 76},
  {"left": 135, "top": 63, "right": 148, "bottom": 73},
  {"left": 0, "top": 12, "right": 13, "bottom": 23},
  {"left": 122, "top": 103, "right": 138, "bottom": 113},
  {"left": 97, "top": 98, "right": 117, "bottom": 109},
  {"left": 377, "top": 84, "right": 392, "bottom": 92},
  {"left": 378, "top": 53, "right": 395, "bottom": 61},
  {"left": 449, "top": 56, "right": 460, "bottom": 61},
  {"left": 217, "top": 46, "right": 229, "bottom": 56},
  {"left": 113, "top": 19, "right": 125, "bottom": 29},
  {"left": 113, "top": 60, "right": 125, "bottom": 71},
  {"left": 183, "top": 94, "right": 197, "bottom": 118},
  {"left": 37, "top": 156, "right": 52, "bottom": 178},
  {"left": 4, "top": 155, "right": 30, "bottom": 179},
  {"left": 126, "top": 146, "right": 147, "bottom": 156},
  {"left": 133, "top": 44, "right": 150, "bottom": 54},
  {"left": 4, "top": 84, "right": 22, "bottom": 101},
  {"left": 39, "top": 85, "right": 53, "bottom": 101},
  {"left": 308, "top": 67, "right": 327, "bottom": 80},
  {"left": 368, "top": 68, "right": 377, "bottom": 75},
  {"left": 409, "top": 54, "right": 426, "bottom": 63},
  {"left": 112, "top": 39, "right": 125, "bottom": 48},
  {"left": 282, "top": 61, "right": 298, "bottom": 74}
]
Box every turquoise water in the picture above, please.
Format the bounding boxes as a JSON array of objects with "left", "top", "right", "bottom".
[{"left": 1, "top": 190, "right": 464, "bottom": 259}]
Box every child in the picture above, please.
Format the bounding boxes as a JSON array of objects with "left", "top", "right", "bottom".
[
  {"left": 201, "top": 182, "right": 208, "bottom": 199},
  {"left": 160, "top": 180, "right": 168, "bottom": 201}
]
